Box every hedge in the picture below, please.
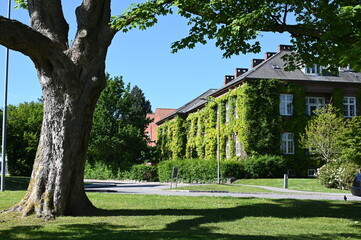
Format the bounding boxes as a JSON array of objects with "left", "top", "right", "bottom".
[{"left": 158, "top": 158, "right": 244, "bottom": 183}]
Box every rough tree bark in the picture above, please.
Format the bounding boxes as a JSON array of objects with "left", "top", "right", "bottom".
[{"left": 0, "top": 0, "right": 117, "bottom": 218}]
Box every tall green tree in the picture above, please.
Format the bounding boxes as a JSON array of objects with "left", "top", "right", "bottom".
[
  {"left": 6, "top": 102, "right": 43, "bottom": 177},
  {"left": 87, "top": 75, "right": 151, "bottom": 168},
  {"left": 115, "top": 1, "right": 361, "bottom": 71},
  {"left": 300, "top": 105, "right": 345, "bottom": 164},
  {"left": 0, "top": 0, "right": 164, "bottom": 218}
]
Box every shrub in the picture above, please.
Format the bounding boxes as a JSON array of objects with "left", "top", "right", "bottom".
[
  {"left": 127, "top": 164, "right": 158, "bottom": 181},
  {"left": 84, "top": 161, "right": 119, "bottom": 180},
  {"left": 316, "top": 162, "right": 359, "bottom": 190},
  {"left": 158, "top": 158, "right": 244, "bottom": 183},
  {"left": 243, "top": 154, "right": 286, "bottom": 178}
]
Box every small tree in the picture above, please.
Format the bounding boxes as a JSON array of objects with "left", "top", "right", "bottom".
[
  {"left": 338, "top": 117, "right": 361, "bottom": 166},
  {"left": 300, "top": 105, "right": 345, "bottom": 163}
]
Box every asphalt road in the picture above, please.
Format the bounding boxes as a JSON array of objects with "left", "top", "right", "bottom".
[{"left": 84, "top": 180, "right": 361, "bottom": 202}]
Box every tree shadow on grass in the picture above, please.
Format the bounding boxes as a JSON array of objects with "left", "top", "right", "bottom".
[{"left": 1, "top": 199, "right": 361, "bottom": 240}]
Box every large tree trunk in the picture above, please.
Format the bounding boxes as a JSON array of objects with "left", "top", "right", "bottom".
[
  {"left": 0, "top": 1, "right": 119, "bottom": 218},
  {"left": 9, "top": 65, "right": 105, "bottom": 218}
]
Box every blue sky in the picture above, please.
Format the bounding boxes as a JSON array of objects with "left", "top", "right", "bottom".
[{"left": 0, "top": 1, "right": 291, "bottom": 111}]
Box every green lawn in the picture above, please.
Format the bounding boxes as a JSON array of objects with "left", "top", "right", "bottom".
[
  {"left": 174, "top": 178, "right": 350, "bottom": 194},
  {"left": 175, "top": 183, "right": 273, "bottom": 193},
  {"left": 1, "top": 191, "right": 361, "bottom": 239},
  {"left": 234, "top": 178, "right": 350, "bottom": 193}
]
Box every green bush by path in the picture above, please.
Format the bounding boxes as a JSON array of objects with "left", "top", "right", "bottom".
[
  {"left": 243, "top": 154, "right": 286, "bottom": 178},
  {"left": 127, "top": 164, "right": 158, "bottom": 181},
  {"left": 158, "top": 158, "right": 244, "bottom": 183},
  {"left": 316, "top": 162, "right": 359, "bottom": 190}
]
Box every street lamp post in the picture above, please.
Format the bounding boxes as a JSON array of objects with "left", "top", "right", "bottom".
[
  {"left": 200, "top": 97, "right": 221, "bottom": 184},
  {"left": 1, "top": 0, "right": 11, "bottom": 192}
]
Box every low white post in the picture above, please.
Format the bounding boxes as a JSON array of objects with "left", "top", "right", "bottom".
[{"left": 284, "top": 174, "right": 288, "bottom": 189}]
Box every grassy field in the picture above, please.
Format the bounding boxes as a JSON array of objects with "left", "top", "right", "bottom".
[
  {"left": 1, "top": 191, "right": 361, "bottom": 239},
  {"left": 174, "top": 178, "right": 350, "bottom": 194},
  {"left": 175, "top": 183, "right": 273, "bottom": 193},
  {"left": 234, "top": 178, "right": 350, "bottom": 193}
]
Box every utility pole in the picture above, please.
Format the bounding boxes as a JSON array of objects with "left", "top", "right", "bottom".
[{"left": 1, "top": 0, "right": 11, "bottom": 192}]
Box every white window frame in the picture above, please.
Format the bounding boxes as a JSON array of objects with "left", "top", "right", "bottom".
[
  {"left": 287, "top": 169, "right": 296, "bottom": 177},
  {"left": 306, "top": 97, "right": 325, "bottom": 115},
  {"left": 307, "top": 169, "right": 316, "bottom": 177},
  {"left": 344, "top": 97, "right": 356, "bottom": 118},
  {"left": 281, "top": 132, "right": 294, "bottom": 155},
  {"left": 235, "top": 135, "right": 242, "bottom": 156},
  {"left": 280, "top": 94, "right": 293, "bottom": 116},
  {"left": 304, "top": 64, "right": 323, "bottom": 75},
  {"left": 225, "top": 138, "right": 230, "bottom": 159}
]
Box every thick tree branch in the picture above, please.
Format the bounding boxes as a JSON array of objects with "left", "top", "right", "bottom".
[
  {"left": 69, "top": 0, "right": 116, "bottom": 64},
  {"left": 0, "top": 16, "right": 66, "bottom": 64},
  {"left": 27, "top": 0, "right": 69, "bottom": 47},
  {"left": 261, "top": 24, "right": 322, "bottom": 39}
]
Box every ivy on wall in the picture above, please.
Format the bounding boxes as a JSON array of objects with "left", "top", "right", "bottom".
[
  {"left": 332, "top": 88, "right": 345, "bottom": 116},
  {"left": 157, "top": 116, "right": 186, "bottom": 160},
  {"left": 156, "top": 79, "right": 361, "bottom": 176}
]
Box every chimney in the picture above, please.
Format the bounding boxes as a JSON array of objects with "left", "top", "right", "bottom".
[
  {"left": 278, "top": 44, "right": 293, "bottom": 52},
  {"left": 251, "top": 59, "right": 264, "bottom": 68},
  {"left": 265, "top": 52, "right": 276, "bottom": 60},
  {"left": 224, "top": 75, "right": 235, "bottom": 85},
  {"left": 235, "top": 68, "right": 248, "bottom": 77}
]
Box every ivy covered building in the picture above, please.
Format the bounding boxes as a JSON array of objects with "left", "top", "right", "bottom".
[{"left": 156, "top": 45, "right": 361, "bottom": 177}]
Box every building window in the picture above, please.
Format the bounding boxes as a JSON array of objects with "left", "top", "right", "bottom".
[
  {"left": 235, "top": 135, "right": 242, "bottom": 156},
  {"left": 225, "top": 101, "right": 229, "bottom": 123},
  {"left": 304, "top": 64, "right": 322, "bottom": 75},
  {"left": 307, "top": 169, "right": 316, "bottom": 177},
  {"left": 344, "top": 97, "right": 356, "bottom": 118},
  {"left": 225, "top": 138, "right": 230, "bottom": 159},
  {"left": 306, "top": 97, "right": 325, "bottom": 115},
  {"left": 281, "top": 132, "right": 294, "bottom": 154},
  {"left": 280, "top": 94, "right": 293, "bottom": 116},
  {"left": 287, "top": 169, "right": 296, "bottom": 177}
]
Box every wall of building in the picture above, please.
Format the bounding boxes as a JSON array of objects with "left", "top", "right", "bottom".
[
  {"left": 157, "top": 79, "right": 361, "bottom": 176},
  {"left": 145, "top": 108, "right": 176, "bottom": 146}
]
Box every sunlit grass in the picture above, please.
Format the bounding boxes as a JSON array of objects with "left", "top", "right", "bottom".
[
  {"left": 174, "top": 184, "right": 272, "bottom": 193},
  {"left": 234, "top": 178, "right": 350, "bottom": 193},
  {"left": 1, "top": 191, "right": 361, "bottom": 239}
]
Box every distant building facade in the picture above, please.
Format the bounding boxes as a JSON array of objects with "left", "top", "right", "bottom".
[
  {"left": 156, "top": 44, "right": 361, "bottom": 177},
  {"left": 145, "top": 108, "right": 176, "bottom": 146}
]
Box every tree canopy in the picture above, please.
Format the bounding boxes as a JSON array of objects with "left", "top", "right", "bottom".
[
  {"left": 113, "top": 0, "right": 361, "bottom": 71},
  {"left": 5, "top": 102, "right": 43, "bottom": 176},
  {"left": 88, "top": 75, "right": 152, "bottom": 168},
  {"left": 300, "top": 105, "right": 345, "bottom": 163}
]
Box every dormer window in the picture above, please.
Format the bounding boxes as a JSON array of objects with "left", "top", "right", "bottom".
[{"left": 304, "top": 64, "right": 323, "bottom": 75}]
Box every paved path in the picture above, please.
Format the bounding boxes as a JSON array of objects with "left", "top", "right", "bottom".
[{"left": 84, "top": 180, "right": 361, "bottom": 201}]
